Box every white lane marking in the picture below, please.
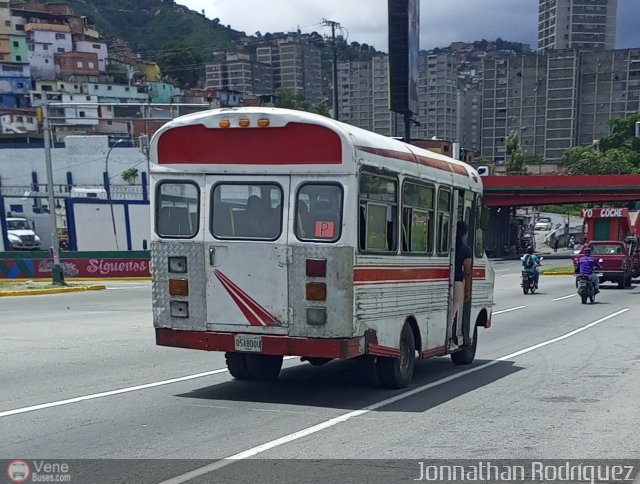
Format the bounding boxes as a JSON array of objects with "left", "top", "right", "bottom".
[
  {"left": 495, "top": 269, "right": 510, "bottom": 273},
  {"left": 553, "top": 294, "right": 577, "bottom": 301},
  {"left": 493, "top": 306, "right": 527, "bottom": 315},
  {"left": 160, "top": 308, "right": 630, "bottom": 484},
  {"left": 0, "top": 356, "right": 297, "bottom": 418}
]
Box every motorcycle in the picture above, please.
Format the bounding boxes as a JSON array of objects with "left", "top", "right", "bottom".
[
  {"left": 577, "top": 275, "right": 597, "bottom": 304},
  {"left": 521, "top": 271, "right": 537, "bottom": 294},
  {"left": 577, "top": 258, "right": 604, "bottom": 304},
  {"left": 521, "top": 256, "right": 543, "bottom": 295}
]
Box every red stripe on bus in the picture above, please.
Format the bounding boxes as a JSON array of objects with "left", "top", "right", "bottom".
[
  {"left": 214, "top": 271, "right": 263, "bottom": 326},
  {"left": 156, "top": 328, "right": 364, "bottom": 359},
  {"left": 368, "top": 344, "right": 402, "bottom": 358},
  {"left": 356, "top": 146, "right": 468, "bottom": 176},
  {"left": 354, "top": 267, "right": 451, "bottom": 284},
  {"left": 158, "top": 123, "right": 343, "bottom": 165},
  {"left": 421, "top": 346, "right": 447, "bottom": 359},
  {"left": 214, "top": 270, "right": 279, "bottom": 326}
]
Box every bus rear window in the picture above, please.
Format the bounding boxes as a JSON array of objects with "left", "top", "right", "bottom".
[
  {"left": 295, "top": 183, "right": 343, "bottom": 242},
  {"left": 155, "top": 182, "right": 199, "bottom": 238},
  {"left": 212, "top": 183, "right": 283, "bottom": 240}
]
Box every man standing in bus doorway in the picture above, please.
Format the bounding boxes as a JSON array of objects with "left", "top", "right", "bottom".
[{"left": 452, "top": 221, "right": 473, "bottom": 347}]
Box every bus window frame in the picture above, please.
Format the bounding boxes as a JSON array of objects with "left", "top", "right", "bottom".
[
  {"left": 358, "top": 169, "right": 399, "bottom": 255},
  {"left": 401, "top": 179, "right": 435, "bottom": 256},
  {"left": 155, "top": 179, "right": 200, "bottom": 240},
  {"left": 294, "top": 181, "right": 344, "bottom": 244},
  {"left": 436, "top": 187, "right": 452, "bottom": 256},
  {"left": 210, "top": 181, "right": 285, "bottom": 242}
]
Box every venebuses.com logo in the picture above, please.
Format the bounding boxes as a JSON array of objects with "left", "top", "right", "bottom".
[
  {"left": 7, "top": 460, "right": 30, "bottom": 483},
  {"left": 6, "top": 460, "right": 72, "bottom": 483}
]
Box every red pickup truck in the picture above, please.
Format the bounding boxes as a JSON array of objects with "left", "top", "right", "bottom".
[{"left": 572, "top": 241, "right": 635, "bottom": 288}]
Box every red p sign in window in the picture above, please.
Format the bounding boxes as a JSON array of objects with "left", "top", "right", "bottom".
[{"left": 315, "top": 221, "right": 335, "bottom": 239}]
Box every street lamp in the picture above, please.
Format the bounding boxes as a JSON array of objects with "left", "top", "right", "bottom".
[
  {"left": 105, "top": 138, "right": 125, "bottom": 250},
  {"left": 42, "top": 102, "right": 65, "bottom": 285}
]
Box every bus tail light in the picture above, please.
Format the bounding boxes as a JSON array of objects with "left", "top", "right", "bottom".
[
  {"left": 219, "top": 119, "right": 231, "bottom": 128},
  {"left": 258, "top": 118, "right": 270, "bottom": 127},
  {"left": 168, "top": 256, "right": 187, "bottom": 273},
  {"left": 239, "top": 118, "right": 250, "bottom": 127},
  {"left": 169, "top": 278, "right": 189, "bottom": 296},
  {"left": 306, "top": 307, "right": 327, "bottom": 325},
  {"left": 170, "top": 301, "right": 189, "bottom": 318},
  {"left": 306, "top": 282, "right": 326, "bottom": 301},
  {"left": 306, "top": 258, "right": 327, "bottom": 277}
]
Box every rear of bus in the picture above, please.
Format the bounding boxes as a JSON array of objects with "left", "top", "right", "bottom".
[{"left": 149, "top": 108, "right": 363, "bottom": 378}]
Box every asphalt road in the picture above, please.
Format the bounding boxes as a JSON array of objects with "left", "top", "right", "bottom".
[{"left": 1, "top": 261, "right": 639, "bottom": 483}]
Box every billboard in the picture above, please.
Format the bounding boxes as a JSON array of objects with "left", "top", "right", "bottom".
[{"left": 388, "top": 0, "right": 420, "bottom": 115}]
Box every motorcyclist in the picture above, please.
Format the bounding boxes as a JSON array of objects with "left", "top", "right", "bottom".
[
  {"left": 520, "top": 246, "right": 541, "bottom": 289},
  {"left": 577, "top": 247, "right": 601, "bottom": 294}
]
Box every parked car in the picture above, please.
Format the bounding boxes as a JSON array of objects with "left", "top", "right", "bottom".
[
  {"left": 534, "top": 220, "right": 552, "bottom": 231},
  {"left": 6, "top": 217, "right": 42, "bottom": 250}
]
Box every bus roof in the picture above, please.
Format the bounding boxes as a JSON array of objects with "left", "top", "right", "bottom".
[{"left": 150, "top": 107, "right": 482, "bottom": 191}]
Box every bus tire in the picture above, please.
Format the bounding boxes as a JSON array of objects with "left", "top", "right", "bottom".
[
  {"left": 245, "top": 354, "right": 283, "bottom": 381},
  {"left": 377, "top": 323, "right": 415, "bottom": 389},
  {"left": 451, "top": 326, "right": 478, "bottom": 366},
  {"left": 225, "top": 352, "right": 251, "bottom": 380}
]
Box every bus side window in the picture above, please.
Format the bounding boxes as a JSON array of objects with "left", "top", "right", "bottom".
[
  {"left": 359, "top": 204, "right": 366, "bottom": 251},
  {"left": 402, "top": 181, "right": 434, "bottom": 254},
  {"left": 437, "top": 188, "right": 452, "bottom": 255},
  {"left": 358, "top": 172, "right": 398, "bottom": 253}
]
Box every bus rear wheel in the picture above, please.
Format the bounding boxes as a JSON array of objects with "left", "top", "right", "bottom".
[
  {"left": 377, "top": 323, "right": 415, "bottom": 389},
  {"left": 245, "top": 354, "right": 283, "bottom": 381},
  {"left": 225, "top": 353, "right": 283, "bottom": 381},
  {"left": 225, "top": 352, "right": 251, "bottom": 380}
]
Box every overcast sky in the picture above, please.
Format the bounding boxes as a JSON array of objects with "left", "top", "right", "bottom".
[{"left": 177, "top": 0, "right": 639, "bottom": 52}]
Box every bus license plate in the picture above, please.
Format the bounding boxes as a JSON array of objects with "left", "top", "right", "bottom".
[{"left": 234, "top": 335, "right": 262, "bottom": 353}]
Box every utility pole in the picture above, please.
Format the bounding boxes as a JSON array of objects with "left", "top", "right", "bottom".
[
  {"left": 41, "top": 102, "right": 65, "bottom": 285},
  {"left": 322, "top": 19, "right": 341, "bottom": 121}
]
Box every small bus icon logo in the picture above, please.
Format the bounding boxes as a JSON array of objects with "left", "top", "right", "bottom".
[{"left": 7, "top": 460, "right": 30, "bottom": 483}]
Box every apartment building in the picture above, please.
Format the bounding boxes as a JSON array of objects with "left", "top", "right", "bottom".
[
  {"left": 481, "top": 48, "right": 640, "bottom": 165},
  {"left": 413, "top": 52, "right": 458, "bottom": 141},
  {"left": 577, "top": 48, "right": 640, "bottom": 145},
  {"left": 205, "top": 52, "right": 273, "bottom": 96},
  {"left": 338, "top": 52, "right": 458, "bottom": 140},
  {"left": 457, "top": 87, "right": 482, "bottom": 153},
  {"left": 538, "top": 0, "right": 617, "bottom": 51},
  {"left": 256, "top": 37, "right": 322, "bottom": 105}
]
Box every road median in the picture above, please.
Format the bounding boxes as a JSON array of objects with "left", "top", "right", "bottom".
[
  {"left": 0, "top": 281, "right": 106, "bottom": 297},
  {"left": 542, "top": 265, "right": 575, "bottom": 276}
]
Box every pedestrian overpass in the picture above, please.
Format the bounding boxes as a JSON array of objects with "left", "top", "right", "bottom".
[
  {"left": 483, "top": 174, "right": 640, "bottom": 207},
  {"left": 480, "top": 174, "right": 640, "bottom": 257}
]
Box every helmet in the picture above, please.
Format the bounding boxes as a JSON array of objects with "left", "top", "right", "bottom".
[
  {"left": 527, "top": 246, "right": 534, "bottom": 254},
  {"left": 584, "top": 247, "right": 592, "bottom": 256}
]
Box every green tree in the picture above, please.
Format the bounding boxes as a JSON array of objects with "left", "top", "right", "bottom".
[
  {"left": 561, "top": 146, "right": 639, "bottom": 175},
  {"left": 599, "top": 113, "right": 640, "bottom": 152},
  {"left": 274, "top": 88, "right": 330, "bottom": 118},
  {"left": 505, "top": 131, "right": 533, "bottom": 173},
  {"left": 275, "top": 88, "right": 302, "bottom": 109},
  {"left": 158, "top": 42, "right": 203, "bottom": 89},
  {"left": 121, "top": 168, "right": 139, "bottom": 185}
]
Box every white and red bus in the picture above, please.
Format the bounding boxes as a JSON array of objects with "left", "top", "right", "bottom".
[{"left": 149, "top": 107, "right": 494, "bottom": 388}]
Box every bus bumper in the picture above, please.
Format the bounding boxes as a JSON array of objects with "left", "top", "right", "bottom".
[{"left": 155, "top": 328, "right": 365, "bottom": 360}]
